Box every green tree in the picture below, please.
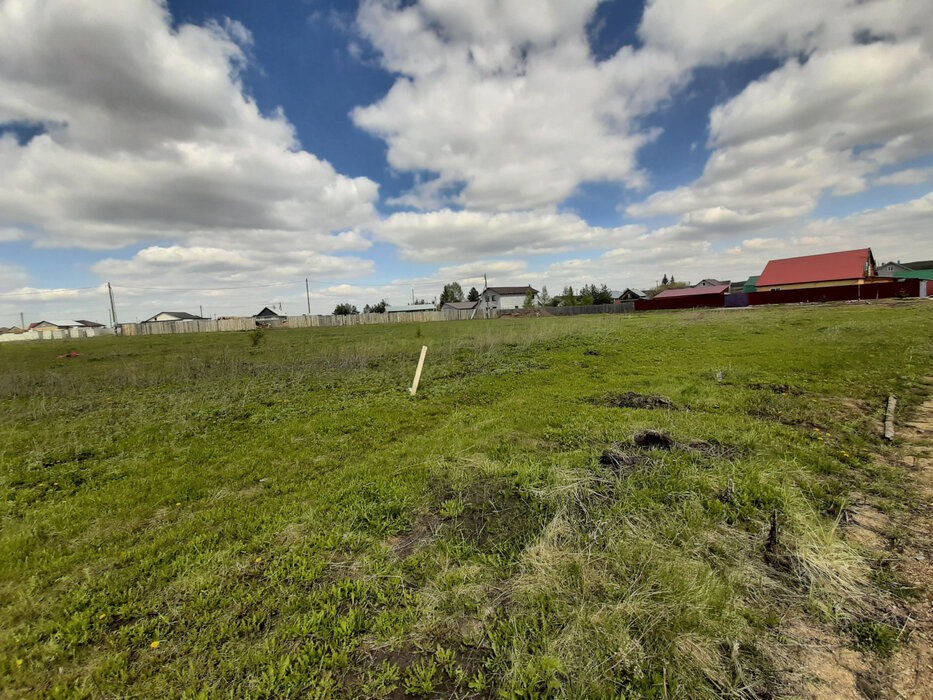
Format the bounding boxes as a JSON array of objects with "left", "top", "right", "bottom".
[
  {"left": 561, "top": 286, "right": 576, "bottom": 306},
  {"left": 467, "top": 286, "right": 480, "bottom": 302},
  {"left": 662, "top": 274, "right": 669, "bottom": 286},
  {"left": 439, "top": 282, "right": 464, "bottom": 305},
  {"left": 363, "top": 300, "right": 386, "bottom": 314},
  {"left": 523, "top": 288, "right": 535, "bottom": 308},
  {"left": 333, "top": 303, "right": 358, "bottom": 315},
  {"left": 594, "top": 284, "right": 613, "bottom": 304},
  {"left": 538, "top": 285, "right": 551, "bottom": 305}
]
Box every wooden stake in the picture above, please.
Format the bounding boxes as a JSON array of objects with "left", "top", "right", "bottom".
[
  {"left": 884, "top": 394, "right": 897, "bottom": 441},
  {"left": 410, "top": 345, "right": 427, "bottom": 395}
]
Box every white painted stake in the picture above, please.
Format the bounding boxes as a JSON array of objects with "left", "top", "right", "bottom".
[{"left": 410, "top": 345, "right": 428, "bottom": 395}]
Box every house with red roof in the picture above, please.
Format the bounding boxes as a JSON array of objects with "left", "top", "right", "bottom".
[{"left": 755, "top": 248, "right": 877, "bottom": 291}]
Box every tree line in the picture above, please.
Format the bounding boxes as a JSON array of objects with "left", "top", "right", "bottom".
[{"left": 333, "top": 277, "right": 684, "bottom": 314}]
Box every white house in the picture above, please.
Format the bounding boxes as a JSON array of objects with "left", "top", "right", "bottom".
[{"left": 478, "top": 286, "right": 539, "bottom": 310}]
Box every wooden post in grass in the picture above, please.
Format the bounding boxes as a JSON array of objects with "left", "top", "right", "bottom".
[
  {"left": 410, "top": 345, "right": 427, "bottom": 396},
  {"left": 884, "top": 394, "right": 897, "bottom": 441}
]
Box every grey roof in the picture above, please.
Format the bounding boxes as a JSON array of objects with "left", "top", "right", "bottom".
[
  {"left": 254, "top": 306, "right": 284, "bottom": 318},
  {"left": 442, "top": 301, "right": 477, "bottom": 310},
  {"left": 385, "top": 303, "right": 436, "bottom": 313},
  {"left": 615, "top": 288, "right": 647, "bottom": 299},
  {"left": 143, "top": 311, "right": 207, "bottom": 322},
  {"left": 484, "top": 286, "right": 539, "bottom": 295},
  {"left": 74, "top": 319, "right": 104, "bottom": 327}
]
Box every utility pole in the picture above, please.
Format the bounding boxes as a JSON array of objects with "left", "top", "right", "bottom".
[
  {"left": 20, "top": 311, "right": 25, "bottom": 330},
  {"left": 411, "top": 288, "right": 415, "bottom": 304},
  {"left": 107, "top": 282, "right": 118, "bottom": 327},
  {"left": 484, "top": 273, "right": 489, "bottom": 317},
  {"left": 199, "top": 304, "right": 203, "bottom": 318},
  {"left": 305, "top": 278, "right": 311, "bottom": 315}
]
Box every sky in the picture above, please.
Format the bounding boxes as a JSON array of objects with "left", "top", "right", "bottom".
[{"left": 1, "top": 0, "right": 932, "bottom": 324}]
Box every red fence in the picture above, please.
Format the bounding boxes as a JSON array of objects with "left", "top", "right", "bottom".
[
  {"left": 635, "top": 292, "right": 727, "bottom": 311},
  {"left": 747, "top": 279, "right": 922, "bottom": 305},
  {"left": 633, "top": 279, "right": 925, "bottom": 312}
]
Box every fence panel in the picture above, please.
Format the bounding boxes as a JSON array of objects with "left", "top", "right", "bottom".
[{"left": 748, "top": 279, "right": 920, "bottom": 306}]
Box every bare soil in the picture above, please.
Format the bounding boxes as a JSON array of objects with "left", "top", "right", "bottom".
[{"left": 788, "top": 378, "right": 933, "bottom": 699}]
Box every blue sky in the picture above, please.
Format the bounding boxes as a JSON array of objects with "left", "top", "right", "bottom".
[{"left": 1, "top": 0, "right": 931, "bottom": 322}]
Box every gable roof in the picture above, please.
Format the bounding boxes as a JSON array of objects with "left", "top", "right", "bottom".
[
  {"left": 442, "top": 301, "right": 477, "bottom": 310},
  {"left": 614, "top": 288, "right": 647, "bottom": 299},
  {"left": 756, "top": 248, "right": 874, "bottom": 287},
  {"left": 654, "top": 284, "right": 729, "bottom": 298},
  {"left": 484, "top": 286, "right": 539, "bottom": 295},
  {"left": 254, "top": 306, "right": 283, "bottom": 318},
  {"left": 695, "top": 278, "right": 729, "bottom": 286},
  {"left": 74, "top": 320, "right": 104, "bottom": 327},
  {"left": 143, "top": 311, "right": 207, "bottom": 322}
]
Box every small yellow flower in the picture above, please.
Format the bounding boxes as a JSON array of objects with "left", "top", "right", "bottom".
[
  {"left": 15, "top": 659, "right": 22, "bottom": 666},
  {"left": 99, "top": 614, "right": 106, "bottom": 619},
  {"left": 38, "top": 483, "right": 45, "bottom": 487},
  {"left": 817, "top": 437, "right": 823, "bottom": 441},
  {"left": 175, "top": 502, "right": 181, "bottom": 506},
  {"left": 255, "top": 557, "right": 262, "bottom": 563},
  {"left": 53, "top": 482, "right": 59, "bottom": 486},
  {"left": 150, "top": 640, "right": 159, "bottom": 649}
]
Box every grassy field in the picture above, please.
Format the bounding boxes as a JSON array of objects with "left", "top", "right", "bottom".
[{"left": 1, "top": 302, "right": 931, "bottom": 698}]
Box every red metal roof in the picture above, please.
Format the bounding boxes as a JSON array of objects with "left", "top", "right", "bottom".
[
  {"left": 756, "top": 248, "right": 874, "bottom": 287},
  {"left": 654, "top": 284, "right": 729, "bottom": 298}
]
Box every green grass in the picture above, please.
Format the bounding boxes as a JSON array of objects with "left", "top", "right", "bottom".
[{"left": 1, "top": 302, "right": 931, "bottom": 698}]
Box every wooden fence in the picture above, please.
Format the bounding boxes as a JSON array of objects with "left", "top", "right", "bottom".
[
  {"left": 117, "top": 308, "right": 497, "bottom": 336},
  {"left": 119, "top": 318, "right": 256, "bottom": 336},
  {"left": 286, "top": 308, "right": 496, "bottom": 327}
]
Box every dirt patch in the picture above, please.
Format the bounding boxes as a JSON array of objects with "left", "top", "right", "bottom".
[
  {"left": 385, "top": 512, "right": 442, "bottom": 558},
  {"left": 444, "top": 480, "right": 548, "bottom": 553},
  {"left": 599, "top": 447, "right": 650, "bottom": 472},
  {"left": 748, "top": 382, "right": 803, "bottom": 395},
  {"left": 633, "top": 429, "right": 675, "bottom": 449},
  {"left": 782, "top": 378, "right": 933, "bottom": 699},
  {"left": 597, "top": 391, "right": 674, "bottom": 410}
]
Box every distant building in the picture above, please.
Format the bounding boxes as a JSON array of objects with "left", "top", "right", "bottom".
[
  {"left": 142, "top": 311, "right": 209, "bottom": 323},
  {"left": 877, "top": 260, "right": 933, "bottom": 280},
  {"left": 479, "top": 286, "right": 539, "bottom": 310},
  {"left": 385, "top": 303, "right": 436, "bottom": 313},
  {"left": 694, "top": 278, "right": 730, "bottom": 288},
  {"left": 613, "top": 288, "right": 648, "bottom": 302},
  {"left": 74, "top": 320, "right": 105, "bottom": 328},
  {"left": 741, "top": 276, "right": 761, "bottom": 293},
  {"left": 755, "top": 248, "right": 876, "bottom": 291},
  {"left": 653, "top": 284, "right": 729, "bottom": 299},
  {"left": 253, "top": 306, "right": 285, "bottom": 322},
  {"left": 442, "top": 301, "right": 478, "bottom": 311}
]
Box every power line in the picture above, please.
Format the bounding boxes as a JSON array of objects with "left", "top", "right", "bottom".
[
  {"left": 0, "top": 285, "right": 104, "bottom": 298},
  {"left": 112, "top": 280, "right": 306, "bottom": 292}
]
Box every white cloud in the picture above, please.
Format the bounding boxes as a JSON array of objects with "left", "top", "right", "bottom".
[
  {"left": 629, "top": 34, "right": 933, "bottom": 242},
  {"left": 874, "top": 168, "right": 933, "bottom": 187},
  {"left": 0, "top": 0, "right": 379, "bottom": 256},
  {"left": 352, "top": 0, "right": 684, "bottom": 211},
  {"left": 370, "top": 208, "right": 644, "bottom": 262}
]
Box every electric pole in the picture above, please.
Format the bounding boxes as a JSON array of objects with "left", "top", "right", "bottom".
[
  {"left": 200, "top": 304, "right": 204, "bottom": 318},
  {"left": 305, "top": 278, "right": 311, "bottom": 315},
  {"left": 20, "top": 311, "right": 25, "bottom": 329},
  {"left": 483, "top": 273, "right": 489, "bottom": 317},
  {"left": 107, "top": 282, "right": 118, "bottom": 327}
]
